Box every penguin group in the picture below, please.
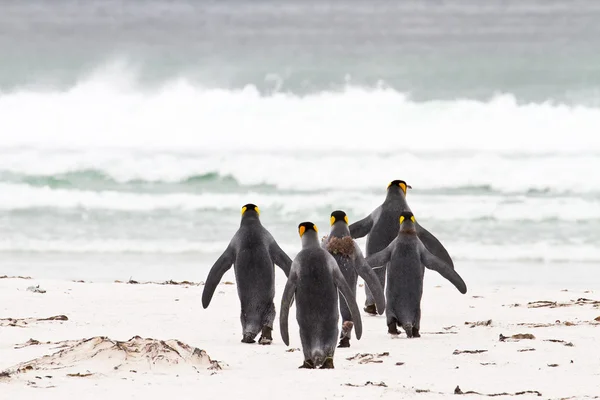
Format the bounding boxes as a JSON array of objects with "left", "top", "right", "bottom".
[{"left": 202, "top": 180, "right": 468, "bottom": 369}]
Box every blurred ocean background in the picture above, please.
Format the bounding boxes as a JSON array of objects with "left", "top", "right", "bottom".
[{"left": 1, "top": 0, "right": 599, "bottom": 288}]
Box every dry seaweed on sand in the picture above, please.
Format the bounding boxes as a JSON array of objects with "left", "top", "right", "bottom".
[
  {"left": 14, "top": 339, "right": 50, "bottom": 349},
  {"left": 518, "top": 319, "right": 598, "bottom": 328},
  {"left": 346, "top": 352, "right": 389, "bottom": 364},
  {"left": 114, "top": 279, "right": 202, "bottom": 286},
  {"left": 1, "top": 315, "right": 69, "bottom": 328},
  {"left": 344, "top": 381, "right": 387, "bottom": 388},
  {"left": 544, "top": 339, "right": 574, "bottom": 347},
  {"left": 465, "top": 319, "right": 492, "bottom": 328},
  {"left": 454, "top": 385, "right": 542, "bottom": 397},
  {"left": 453, "top": 349, "right": 488, "bottom": 355},
  {"left": 527, "top": 298, "right": 600, "bottom": 308},
  {"left": 499, "top": 333, "right": 535, "bottom": 342},
  {"left": 0, "top": 275, "right": 32, "bottom": 280},
  {"left": 67, "top": 372, "right": 93, "bottom": 377},
  {"left": 285, "top": 348, "right": 300, "bottom": 352}
]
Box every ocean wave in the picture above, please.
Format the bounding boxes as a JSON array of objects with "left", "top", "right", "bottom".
[
  {"left": 1, "top": 150, "right": 600, "bottom": 195},
  {"left": 1, "top": 182, "right": 599, "bottom": 221},
  {"left": 0, "top": 169, "right": 255, "bottom": 192},
  {"left": 1, "top": 67, "right": 600, "bottom": 153}
]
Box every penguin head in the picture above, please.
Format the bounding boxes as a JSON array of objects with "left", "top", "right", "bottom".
[
  {"left": 329, "top": 210, "right": 351, "bottom": 237},
  {"left": 399, "top": 211, "right": 417, "bottom": 234},
  {"left": 298, "top": 222, "right": 318, "bottom": 237},
  {"left": 387, "top": 180, "right": 412, "bottom": 195},
  {"left": 241, "top": 203, "right": 260, "bottom": 219},
  {"left": 330, "top": 210, "right": 349, "bottom": 226},
  {"left": 298, "top": 221, "right": 319, "bottom": 246}
]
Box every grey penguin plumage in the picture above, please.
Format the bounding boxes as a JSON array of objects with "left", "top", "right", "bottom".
[
  {"left": 279, "top": 222, "right": 363, "bottom": 369},
  {"left": 202, "top": 204, "right": 292, "bottom": 345},
  {"left": 366, "top": 211, "right": 467, "bottom": 338},
  {"left": 349, "top": 180, "right": 455, "bottom": 315},
  {"left": 321, "top": 210, "right": 386, "bottom": 348}
]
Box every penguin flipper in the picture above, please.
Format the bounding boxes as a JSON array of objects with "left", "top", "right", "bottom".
[
  {"left": 349, "top": 214, "right": 374, "bottom": 239},
  {"left": 269, "top": 240, "right": 292, "bottom": 277},
  {"left": 331, "top": 261, "right": 363, "bottom": 340},
  {"left": 279, "top": 270, "right": 298, "bottom": 346},
  {"left": 201, "top": 244, "right": 235, "bottom": 309},
  {"left": 420, "top": 245, "right": 467, "bottom": 294},
  {"left": 415, "top": 222, "right": 455, "bottom": 269},
  {"left": 364, "top": 240, "right": 394, "bottom": 269},
  {"left": 353, "top": 244, "right": 386, "bottom": 314}
]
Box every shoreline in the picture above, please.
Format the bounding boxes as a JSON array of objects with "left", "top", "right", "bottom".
[{"left": 1, "top": 256, "right": 598, "bottom": 291}]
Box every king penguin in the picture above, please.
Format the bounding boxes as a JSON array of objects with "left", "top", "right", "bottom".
[
  {"left": 280, "top": 222, "right": 363, "bottom": 369},
  {"left": 322, "top": 210, "right": 385, "bottom": 348},
  {"left": 202, "top": 204, "right": 292, "bottom": 345},
  {"left": 349, "top": 180, "right": 454, "bottom": 315},
  {"left": 366, "top": 211, "right": 467, "bottom": 338}
]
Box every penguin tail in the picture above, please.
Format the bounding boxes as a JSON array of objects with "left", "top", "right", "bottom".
[
  {"left": 311, "top": 349, "right": 326, "bottom": 367},
  {"left": 402, "top": 323, "right": 414, "bottom": 338}
]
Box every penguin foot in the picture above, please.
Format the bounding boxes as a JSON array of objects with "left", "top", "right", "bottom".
[
  {"left": 299, "top": 360, "right": 315, "bottom": 369},
  {"left": 258, "top": 326, "right": 273, "bottom": 345},
  {"left": 258, "top": 337, "right": 272, "bottom": 345},
  {"left": 337, "top": 337, "right": 350, "bottom": 348},
  {"left": 403, "top": 324, "right": 414, "bottom": 338},
  {"left": 388, "top": 323, "right": 400, "bottom": 335},
  {"left": 241, "top": 334, "right": 256, "bottom": 344},
  {"left": 340, "top": 321, "right": 353, "bottom": 338},
  {"left": 320, "top": 357, "right": 334, "bottom": 369},
  {"left": 363, "top": 304, "right": 377, "bottom": 315},
  {"left": 412, "top": 327, "right": 421, "bottom": 338}
]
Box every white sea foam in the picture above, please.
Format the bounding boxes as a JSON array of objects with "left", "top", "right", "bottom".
[
  {"left": 1, "top": 238, "right": 599, "bottom": 263},
  {"left": 1, "top": 68, "right": 599, "bottom": 273},
  {"left": 0, "top": 238, "right": 233, "bottom": 254},
  {"left": 1, "top": 67, "right": 599, "bottom": 154}
]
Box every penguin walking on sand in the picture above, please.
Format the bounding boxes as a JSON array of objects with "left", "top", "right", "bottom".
[
  {"left": 350, "top": 180, "right": 455, "bottom": 315},
  {"left": 280, "top": 222, "right": 363, "bottom": 369},
  {"left": 321, "top": 210, "right": 386, "bottom": 348},
  {"left": 366, "top": 211, "right": 467, "bottom": 338},
  {"left": 202, "top": 204, "right": 292, "bottom": 345}
]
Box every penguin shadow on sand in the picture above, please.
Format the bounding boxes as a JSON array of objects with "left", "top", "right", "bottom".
[
  {"left": 366, "top": 211, "right": 468, "bottom": 338},
  {"left": 321, "top": 210, "right": 386, "bottom": 348},
  {"left": 349, "top": 179, "right": 456, "bottom": 316},
  {"left": 279, "top": 222, "right": 364, "bottom": 369},
  {"left": 201, "top": 204, "right": 293, "bottom": 345}
]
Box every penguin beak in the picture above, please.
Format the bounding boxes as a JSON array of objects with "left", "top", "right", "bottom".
[
  {"left": 399, "top": 182, "right": 411, "bottom": 194},
  {"left": 330, "top": 215, "right": 349, "bottom": 225},
  {"left": 241, "top": 205, "right": 260, "bottom": 216},
  {"left": 299, "top": 224, "right": 318, "bottom": 237},
  {"left": 299, "top": 226, "right": 306, "bottom": 237}
]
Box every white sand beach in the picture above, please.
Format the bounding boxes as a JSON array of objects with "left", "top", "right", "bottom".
[{"left": 1, "top": 274, "right": 599, "bottom": 399}]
